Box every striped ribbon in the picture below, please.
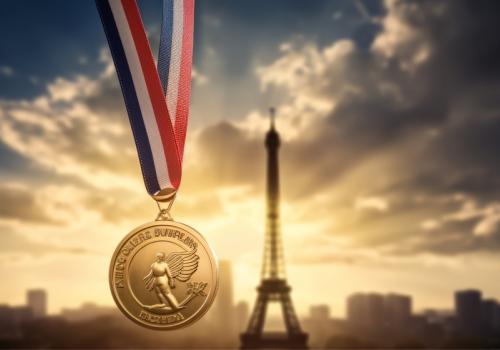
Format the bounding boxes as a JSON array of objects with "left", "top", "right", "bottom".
[{"left": 96, "top": 0, "right": 194, "bottom": 198}]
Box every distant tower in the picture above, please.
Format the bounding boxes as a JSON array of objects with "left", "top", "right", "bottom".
[
  {"left": 455, "top": 289, "right": 482, "bottom": 334},
  {"left": 240, "top": 108, "right": 308, "bottom": 349},
  {"left": 27, "top": 289, "right": 47, "bottom": 318},
  {"left": 347, "top": 292, "right": 385, "bottom": 329},
  {"left": 236, "top": 301, "right": 250, "bottom": 332},
  {"left": 309, "top": 305, "right": 331, "bottom": 321},
  {"left": 385, "top": 293, "right": 412, "bottom": 327},
  {"left": 211, "top": 260, "right": 235, "bottom": 329}
]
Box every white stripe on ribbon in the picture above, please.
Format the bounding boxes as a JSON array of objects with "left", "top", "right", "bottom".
[
  {"left": 166, "top": 0, "right": 184, "bottom": 125},
  {"left": 109, "top": 0, "right": 173, "bottom": 190}
]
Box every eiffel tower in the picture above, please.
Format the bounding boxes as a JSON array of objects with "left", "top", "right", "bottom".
[{"left": 240, "top": 108, "right": 308, "bottom": 349}]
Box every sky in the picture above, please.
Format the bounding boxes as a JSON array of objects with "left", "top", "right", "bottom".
[{"left": 1, "top": 0, "right": 500, "bottom": 318}]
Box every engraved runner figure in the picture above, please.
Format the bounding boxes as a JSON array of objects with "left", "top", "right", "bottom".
[{"left": 143, "top": 249, "right": 199, "bottom": 312}]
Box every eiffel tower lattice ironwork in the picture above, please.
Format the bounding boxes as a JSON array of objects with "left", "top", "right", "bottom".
[{"left": 240, "top": 108, "right": 308, "bottom": 349}]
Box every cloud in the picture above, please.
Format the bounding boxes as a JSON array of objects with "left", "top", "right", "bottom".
[
  {"left": 192, "top": 0, "right": 500, "bottom": 257},
  {"left": 355, "top": 197, "right": 389, "bottom": 212},
  {"left": 0, "top": 56, "right": 144, "bottom": 195},
  {"left": 82, "top": 189, "right": 223, "bottom": 223},
  {"left": 0, "top": 52, "right": 228, "bottom": 226},
  {"left": 0, "top": 225, "right": 94, "bottom": 257},
  {"left": 353, "top": 0, "right": 383, "bottom": 24},
  {"left": 0, "top": 66, "right": 14, "bottom": 77},
  {"left": 2, "top": 0, "right": 500, "bottom": 260},
  {"left": 0, "top": 184, "right": 57, "bottom": 223},
  {"left": 188, "top": 121, "right": 263, "bottom": 189},
  {"left": 192, "top": 68, "right": 208, "bottom": 86}
]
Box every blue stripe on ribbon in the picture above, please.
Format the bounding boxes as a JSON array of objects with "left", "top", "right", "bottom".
[
  {"left": 158, "top": 0, "right": 174, "bottom": 95},
  {"left": 95, "top": 0, "right": 161, "bottom": 195}
]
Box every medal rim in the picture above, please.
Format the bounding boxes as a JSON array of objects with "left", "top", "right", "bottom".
[{"left": 109, "top": 220, "right": 219, "bottom": 330}]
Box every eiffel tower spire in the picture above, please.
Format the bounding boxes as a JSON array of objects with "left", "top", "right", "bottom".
[
  {"left": 241, "top": 108, "right": 308, "bottom": 349},
  {"left": 261, "top": 107, "right": 285, "bottom": 280}
]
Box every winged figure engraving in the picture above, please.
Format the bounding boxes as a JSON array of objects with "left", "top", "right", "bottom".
[{"left": 143, "top": 249, "right": 199, "bottom": 312}]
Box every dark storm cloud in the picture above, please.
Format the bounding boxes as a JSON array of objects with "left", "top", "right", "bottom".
[
  {"left": 324, "top": 0, "right": 500, "bottom": 254},
  {"left": 318, "top": 0, "right": 500, "bottom": 152},
  {"left": 192, "top": 0, "right": 500, "bottom": 256},
  {"left": 389, "top": 217, "right": 500, "bottom": 256}
]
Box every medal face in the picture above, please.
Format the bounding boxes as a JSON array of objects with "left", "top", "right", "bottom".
[{"left": 109, "top": 220, "right": 218, "bottom": 330}]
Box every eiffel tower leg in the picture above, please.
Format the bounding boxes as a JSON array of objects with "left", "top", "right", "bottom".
[
  {"left": 280, "top": 292, "right": 301, "bottom": 334},
  {"left": 241, "top": 281, "right": 308, "bottom": 349},
  {"left": 246, "top": 292, "right": 268, "bottom": 335}
]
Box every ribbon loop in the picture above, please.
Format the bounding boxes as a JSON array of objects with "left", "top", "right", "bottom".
[{"left": 96, "top": 0, "right": 195, "bottom": 197}]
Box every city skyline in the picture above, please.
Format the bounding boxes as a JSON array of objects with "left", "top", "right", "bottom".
[
  {"left": 5, "top": 274, "right": 500, "bottom": 323},
  {"left": 4, "top": 284, "right": 499, "bottom": 322},
  {"left": 4, "top": 282, "right": 500, "bottom": 349}
]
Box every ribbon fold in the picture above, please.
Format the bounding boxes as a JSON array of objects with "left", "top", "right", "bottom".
[{"left": 96, "top": 0, "right": 195, "bottom": 196}]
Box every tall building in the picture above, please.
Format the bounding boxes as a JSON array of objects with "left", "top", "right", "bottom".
[
  {"left": 310, "top": 305, "right": 330, "bottom": 321},
  {"left": 481, "top": 299, "right": 500, "bottom": 332},
  {"left": 211, "top": 260, "right": 235, "bottom": 331},
  {"left": 347, "top": 292, "right": 385, "bottom": 329},
  {"left": 421, "top": 308, "right": 453, "bottom": 325},
  {"left": 241, "top": 108, "right": 308, "bottom": 349},
  {"left": 347, "top": 293, "right": 366, "bottom": 326},
  {"left": 305, "top": 305, "right": 333, "bottom": 348},
  {"left": 455, "top": 289, "right": 482, "bottom": 333},
  {"left": 0, "top": 305, "right": 34, "bottom": 337},
  {"left": 60, "top": 302, "right": 118, "bottom": 322},
  {"left": 26, "top": 289, "right": 47, "bottom": 318},
  {"left": 385, "top": 293, "right": 412, "bottom": 326},
  {"left": 236, "top": 301, "right": 250, "bottom": 332}
]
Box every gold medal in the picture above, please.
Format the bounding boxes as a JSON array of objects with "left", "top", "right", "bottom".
[
  {"left": 109, "top": 217, "right": 218, "bottom": 330},
  {"left": 96, "top": 0, "right": 215, "bottom": 330}
]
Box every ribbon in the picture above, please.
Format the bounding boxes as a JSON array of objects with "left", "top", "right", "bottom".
[{"left": 95, "top": 0, "right": 195, "bottom": 199}]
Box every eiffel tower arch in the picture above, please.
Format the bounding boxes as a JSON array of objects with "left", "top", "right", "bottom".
[{"left": 240, "top": 108, "right": 308, "bottom": 349}]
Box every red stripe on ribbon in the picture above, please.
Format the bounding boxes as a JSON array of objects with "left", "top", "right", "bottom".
[
  {"left": 121, "top": 0, "right": 182, "bottom": 188},
  {"left": 174, "top": 0, "right": 194, "bottom": 160}
]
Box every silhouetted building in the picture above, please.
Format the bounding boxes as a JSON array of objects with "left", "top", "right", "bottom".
[
  {"left": 26, "top": 289, "right": 47, "bottom": 318},
  {"left": 0, "top": 305, "right": 33, "bottom": 324},
  {"left": 421, "top": 308, "right": 455, "bottom": 337},
  {"left": 347, "top": 293, "right": 366, "bottom": 326},
  {"left": 422, "top": 309, "right": 453, "bottom": 325},
  {"left": 0, "top": 304, "right": 34, "bottom": 339},
  {"left": 455, "top": 289, "right": 482, "bottom": 333},
  {"left": 310, "top": 305, "right": 330, "bottom": 321},
  {"left": 4, "top": 287, "right": 500, "bottom": 349},
  {"left": 385, "top": 293, "right": 411, "bottom": 326},
  {"left": 236, "top": 301, "right": 249, "bottom": 332},
  {"left": 347, "top": 292, "right": 385, "bottom": 329},
  {"left": 60, "top": 302, "right": 118, "bottom": 322},
  {"left": 210, "top": 260, "right": 235, "bottom": 333},
  {"left": 481, "top": 299, "right": 500, "bottom": 333},
  {"left": 303, "top": 305, "right": 338, "bottom": 348},
  {"left": 409, "top": 314, "right": 445, "bottom": 348}
]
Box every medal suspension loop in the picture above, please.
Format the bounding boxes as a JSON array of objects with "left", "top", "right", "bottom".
[{"left": 155, "top": 193, "right": 176, "bottom": 221}]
